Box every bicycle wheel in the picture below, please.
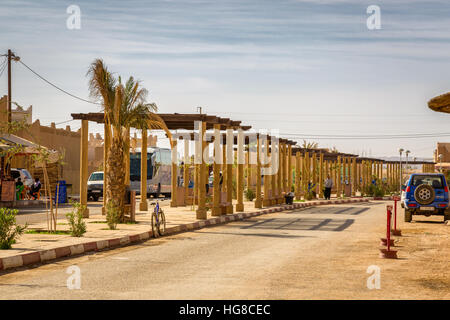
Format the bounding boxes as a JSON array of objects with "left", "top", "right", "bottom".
[
  {"left": 158, "top": 211, "right": 166, "bottom": 236},
  {"left": 151, "top": 211, "right": 159, "bottom": 237}
]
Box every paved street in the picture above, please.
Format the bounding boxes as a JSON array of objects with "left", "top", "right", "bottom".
[{"left": 0, "top": 201, "right": 448, "bottom": 299}]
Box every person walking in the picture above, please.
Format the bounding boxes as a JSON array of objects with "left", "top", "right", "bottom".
[{"left": 324, "top": 175, "right": 333, "bottom": 200}]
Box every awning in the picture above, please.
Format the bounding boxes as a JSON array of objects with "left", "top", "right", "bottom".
[{"left": 428, "top": 92, "right": 450, "bottom": 113}]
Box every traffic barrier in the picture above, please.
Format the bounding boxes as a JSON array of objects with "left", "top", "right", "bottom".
[
  {"left": 391, "top": 196, "right": 402, "bottom": 236},
  {"left": 380, "top": 204, "right": 398, "bottom": 259}
]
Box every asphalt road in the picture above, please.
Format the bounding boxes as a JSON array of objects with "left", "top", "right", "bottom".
[{"left": 0, "top": 202, "right": 419, "bottom": 299}]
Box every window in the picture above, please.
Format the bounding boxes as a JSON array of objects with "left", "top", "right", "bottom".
[
  {"left": 89, "top": 172, "right": 104, "bottom": 181},
  {"left": 412, "top": 175, "right": 443, "bottom": 188}
]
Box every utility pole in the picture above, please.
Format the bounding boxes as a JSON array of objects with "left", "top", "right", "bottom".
[{"left": 7, "top": 49, "right": 12, "bottom": 128}]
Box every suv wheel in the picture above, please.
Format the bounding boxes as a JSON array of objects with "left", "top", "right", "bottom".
[
  {"left": 404, "top": 209, "right": 412, "bottom": 223},
  {"left": 414, "top": 184, "right": 435, "bottom": 205}
]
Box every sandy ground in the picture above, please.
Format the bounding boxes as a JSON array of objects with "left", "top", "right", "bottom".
[{"left": 0, "top": 201, "right": 448, "bottom": 299}]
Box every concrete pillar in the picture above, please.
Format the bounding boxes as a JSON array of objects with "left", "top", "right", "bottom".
[
  {"left": 312, "top": 153, "right": 317, "bottom": 190},
  {"left": 304, "top": 152, "right": 310, "bottom": 195},
  {"left": 319, "top": 153, "right": 324, "bottom": 198},
  {"left": 79, "top": 119, "right": 89, "bottom": 217},
  {"left": 196, "top": 121, "right": 207, "bottom": 219},
  {"left": 212, "top": 124, "right": 221, "bottom": 216},
  {"left": 222, "top": 143, "right": 226, "bottom": 192},
  {"left": 295, "top": 152, "right": 301, "bottom": 200},
  {"left": 184, "top": 138, "right": 190, "bottom": 205},
  {"left": 277, "top": 141, "right": 283, "bottom": 203},
  {"left": 263, "top": 137, "right": 271, "bottom": 207},
  {"left": 283, "top": 143, "right": 288, "bottom": 193},
  {"left": 301, "top": 153, "right": 307, "bottom": 197},
  {"left": 139, "top": 129, "right": 148, "bottom": 211},
  {"left": 255, "top": 134, "right": 262, "bottom": 208},
  {"left": 271, "top": 140, "right": 277, "bottom": 205},
  {"left": 336, "top": 156, "right": 341, "bottom": 198},
  {"left": 226, "top": 128, "right": 234, "bottom": 214},
  {"left": 352, "top": 157, "right": 356, "bottom": 196},
  {"left": 246, "top": 146, "right": 251, "bottom": 191},
  {"left": 288, "top": 145, "right": 292, "bottom": 193},
  {"left": 236, "top": 129, "right": 244, "bottom": 212},
  {"left": 170, "top": 138, "right": 178, "bottom": 208},
  {"left": 102, "top": 122, "right": 110, "bottom": 215}
]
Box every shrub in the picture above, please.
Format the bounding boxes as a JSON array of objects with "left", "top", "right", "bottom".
[
  {"left": 245, "top": 188, "right": 255, "bottom": 201},
  {"left": 66, "top": 201, "right": 87, "bottom": 237},
  {"left": 0, "top": 208, "right": 27, "bottom": 249},
  {"left": 304, "top": 190, "right": 316, "bottom": 200},
  {"left": 106, "top": 200, "right": 120, "bottom": 230}
]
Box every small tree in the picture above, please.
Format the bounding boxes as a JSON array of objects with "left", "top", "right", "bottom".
[
  {"left": 106, "top": 200, "right": 120, "bottom": 230},
  {"left": 245, "top": 188, "right": 255, "bottom": 201},
  {"left": 32, "top": 146, "right": 65, "bottom": 232},
  {"left": 66, "top": 201, "right": 87, "bottom": 237},
  {"left": 0, "top": 208, "right": 27, "bottom": 249}
]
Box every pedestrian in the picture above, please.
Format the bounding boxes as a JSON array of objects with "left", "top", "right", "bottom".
[
  {"left": 324, "top": 175, "right": 333, "bottom": 200},
  {"left": 30, "top": 177, "right": 41, "bottom": 200}
]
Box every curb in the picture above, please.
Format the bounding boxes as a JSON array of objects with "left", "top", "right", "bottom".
[{"left": 0, "top": 198, "right": 369, "bottom": 272}]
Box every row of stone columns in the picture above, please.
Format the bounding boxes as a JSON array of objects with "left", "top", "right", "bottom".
[
  {"left": 422, "top": 163, "right": 435, "bottom": 173},
  {"left": 80, "top": 118, "right": 433, "bottom": 223}
]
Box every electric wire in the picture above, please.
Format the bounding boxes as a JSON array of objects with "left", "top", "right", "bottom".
[
  {"left": 0, "top": 57, "right": 7, "bottom": 77},
  {"left": 17, "top": 59, "right": 100, "bottom": 105}
]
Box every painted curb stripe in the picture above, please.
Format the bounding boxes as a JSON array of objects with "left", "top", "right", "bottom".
[
  {"left": 83, "top": 241, "right": 98, "bottom": 252},
  {"left": 55, "top": 246, "right": 71, "bottom": 258},
  {"left": 21, "top": 252, "right": 40, "bottom": 266}
]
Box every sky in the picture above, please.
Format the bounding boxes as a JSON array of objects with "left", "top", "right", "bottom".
[{"left": 1, "top": 0, "right": 450, "bottom": 158}]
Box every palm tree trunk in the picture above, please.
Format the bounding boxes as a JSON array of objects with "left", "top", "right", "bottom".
[{"left": 106, "top": 136, "right": 126, "bottom": 221}]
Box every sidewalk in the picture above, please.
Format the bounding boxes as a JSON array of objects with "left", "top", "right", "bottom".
[{"left": 0, "top": 197, "right": 369, "bottom": 272}]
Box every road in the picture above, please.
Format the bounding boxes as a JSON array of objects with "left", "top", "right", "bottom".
[{"left": 1, "top": 201, "right": 448, "bottom": 299}]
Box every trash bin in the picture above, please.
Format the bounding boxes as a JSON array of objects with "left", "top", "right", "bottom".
[
  {"left": 285, "top": 192, "right": 294, "bottom": 205},
  {"left": 54, "top": 180, "right": 67, "bottom": 204}
]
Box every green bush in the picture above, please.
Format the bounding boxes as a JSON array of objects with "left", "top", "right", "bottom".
[
  {"left": 245, "top": 188, "right": 255, "bottom": 201},
  {"left": 66, "top": 201, "right": 87, "bottom": 237},
  {"left": 0, "top": 208, "right": 27, "bottom": 249},
  {"left": 106, "top": 200, "right": 120, "bottom": 230},
  {"left": 363, "top": 178, "right": 386, "bottom": 197},
  {"left": 304, "top": 190, "right": 316, "bottom": 200}
]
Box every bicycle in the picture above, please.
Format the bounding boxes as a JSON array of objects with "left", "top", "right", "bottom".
[{"left": 150, "top": 200, "right": 166, "bottom": 237}]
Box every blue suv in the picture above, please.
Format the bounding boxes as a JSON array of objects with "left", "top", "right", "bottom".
[{"left": 402, "top": 173, "right": 450, "bottom": 222}]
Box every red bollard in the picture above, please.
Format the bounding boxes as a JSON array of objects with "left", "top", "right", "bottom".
[
  {"left": 392, "top": 196, "right": 402, "bottom": 236},
  {"left": 380, "top": 205, "right": 398, "bottom": 259}
]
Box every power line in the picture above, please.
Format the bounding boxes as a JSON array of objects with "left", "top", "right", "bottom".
[
  {"left": 17, "top": 59, "right": 100, "bottom": 105},
  {"left": 0, "top": 57, "right": 7, "bottom": 77},
  {"left": 280, "top": 131, "right": 450, "bottom": 139},
  {"left": 55, "top": 119, "right": 75, "bottom": 125}
]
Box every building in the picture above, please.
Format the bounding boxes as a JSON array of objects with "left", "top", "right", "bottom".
[
  {"left": 434, "top": 142, "right": 450, "bottom": 171},
  {"left": 1, "top": 95, "right": 158, "bottom": 194}
]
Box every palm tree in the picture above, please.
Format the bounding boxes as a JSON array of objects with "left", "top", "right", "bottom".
[
  {"left": 301, "top": 140, "right": 318, "bottom": 150},
  {"left": 87, "top": 59, "right": 168, "bottom": 221}
]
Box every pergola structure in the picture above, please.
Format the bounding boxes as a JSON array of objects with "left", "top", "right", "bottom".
[
  {"left": 71, "top": 112, "right": 436, "bottom": 219},
  {"left": 71, "top": 112, "right": 299, "bottom": 219}
]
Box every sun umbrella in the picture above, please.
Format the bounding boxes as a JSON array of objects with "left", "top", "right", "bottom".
[{"left": 428, "top": 92, "right": 450, "bottom": 113}]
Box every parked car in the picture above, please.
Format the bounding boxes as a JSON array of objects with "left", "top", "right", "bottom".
[
  {"left": 11, "top": 168, "right": 33, "bottom": 187},
  {"left": 400, "top": 178, "right": 409, "bottom": 208},
  {"left": 402, "top": 173, "right": 450, "bottom": 222},
  {"left": 87, "top": 171, "right": 103, "bottom": 201}
]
